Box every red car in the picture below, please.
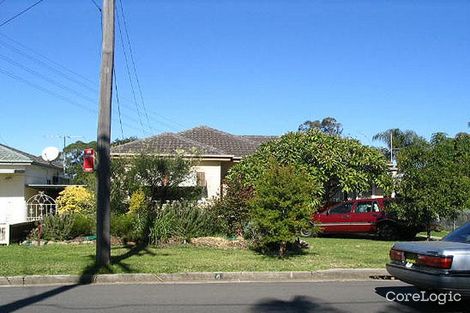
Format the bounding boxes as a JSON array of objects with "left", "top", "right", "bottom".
[{"left": 302, "top": 198, "right": 418, "bottom": 240}]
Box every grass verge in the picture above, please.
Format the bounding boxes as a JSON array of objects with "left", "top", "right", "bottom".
[
  {"left": 416, "top": 230, "right": 450, "bottom": 239},
  {"left": 0, "top": 237, "right": 394, "bottom": 276}
]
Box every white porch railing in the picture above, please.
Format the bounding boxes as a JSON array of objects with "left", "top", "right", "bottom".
[
  {"left": 26, "top": 192, "right": 56, "bottom": 222},
  {"left": 27, "top": 203, "right": 56, "bottom": 221}
]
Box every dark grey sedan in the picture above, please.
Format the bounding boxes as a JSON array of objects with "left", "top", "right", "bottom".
[{"left": 386, "top": 223, "right": 470, "bottom": 295}]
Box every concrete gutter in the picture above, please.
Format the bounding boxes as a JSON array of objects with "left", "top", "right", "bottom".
[{"left": 0, "top": 269, "right": 391, "bottom": 287}]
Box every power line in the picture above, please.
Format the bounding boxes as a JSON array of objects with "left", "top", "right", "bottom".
[
  {"left": 0, "top": 66, "right": 151, "bottom": 135},
  {"left": 0, "top": 36, "right": 97, "bottom": 93},
  {"left": 0, "top": 31, "right": 187, "bottom": 133},
  {"left": 0, "top": 42, "right": 152, "bottom": 132},
  {"left": 0, "top": 33, "right": 187, "bottom": 131},
  {"left": 0, "top": 33, "right": 97, "bottom": 87},
  {"left": 0, "top": 0, "right": 46, "bottom": 28},
  {"left": 115, "top": 7, "right": 146, "bottom": 133},
  {"left": 0, "top": 131, "right": 8, "bottom": 145},
  {"left": 89, "top": 0, "right": 102, "bottom": 12},
  {"left": 0, "top": 0, "right": 8, "bottom": 7},
  {"left": 113, "top": 68, "right": 125, "bottom": 139},
  {"left": 0, "top": 51, "right": 156, "bottom": 133},
  {"left": 0, "top": 66, "right": 96, "bottom": 114},
  {"left": 0, "top": 53, "right": 98, "bottom": 104},
  {"left": 117, "top": 0, "right": 151, "bottom": 130}
]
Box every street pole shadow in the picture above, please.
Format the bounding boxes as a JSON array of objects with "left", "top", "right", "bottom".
[
  {"left": 250, "top": 295, "right": 347, "bottom": 313},
  {"left": 374, "top": 286, "right": 470, "bottom": 313},
  {"left": 0, "top": 243, "right": 155, "bottom": 313}
]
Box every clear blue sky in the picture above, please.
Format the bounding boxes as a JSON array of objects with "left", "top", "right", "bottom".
[{"left": 0, "top": 0, "right": 469, "bottom": 154}]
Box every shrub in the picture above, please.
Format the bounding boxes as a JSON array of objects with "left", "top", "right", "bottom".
[
  {"left": 173, "top": 201, "right": 221, "bottom": 239},
  {"left": 57, "top": 186, "right": 95, "bottom": 215},
  {"left": 70, "top": 214, "right": 95, "bottom": 237},
  {"left": 210, "top": 175, "right": 253, "bottom": 236},
  {"left": 150, "top": 210, "right": 178, "bottom": 244},
  {"left": 128, "top": 189, "right": 146, "bottom": 214},
  {"left": 248, "top": 161, "right": 322, "bottom": 257},
  {"left": 41, "top": 214, "right": 75, "bottom": 241},
  {"left": 111, "top": 213, "right": 146, "bottom": 242},
  {"left": 149, "top": 201, "right": 221, "bottom": 245}
]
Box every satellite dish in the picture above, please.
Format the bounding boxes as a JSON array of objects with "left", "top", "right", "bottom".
[{"left": 41, "top": 146, "right": 60, "bottom": 162}]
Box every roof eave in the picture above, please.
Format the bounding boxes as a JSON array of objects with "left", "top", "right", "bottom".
[
  {"left": 0, "top": 161, "right": 32, "bottom": 166},
  {"left": 111, "top": 152, "right": 241, "bottom": 162}
]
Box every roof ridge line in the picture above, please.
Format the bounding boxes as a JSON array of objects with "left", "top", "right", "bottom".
[
  {"left": 170, "top": 132, "right": 226, "bottom": 155},
  {"left": 186, "top": 126, "right": 260, "bottom": 147}
]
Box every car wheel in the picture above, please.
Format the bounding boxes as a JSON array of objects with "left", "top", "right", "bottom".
[
  {"left": 300, "top": 228, "right": 312, "bottom": 237},
  {"left": 378, "top": 223, "right": 399, "bottom": 241}
]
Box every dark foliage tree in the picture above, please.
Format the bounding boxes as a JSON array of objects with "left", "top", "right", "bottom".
[
  {"left": 111, "top": 136, "right": 138, "bottom": 147},
  {"left": 228, "top": 129, "right": 392, "bottom": 205},
  {"left": 248, "top": 161, "right": 322, "bottom": 257},
  {"left": 392, "top": 133, "right": 470, "bottom": 239},
  {"left": 298, "top": 117, "right": 342, "bottom": 135}
]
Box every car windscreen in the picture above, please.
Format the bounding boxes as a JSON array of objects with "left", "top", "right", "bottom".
[{"left": 442, "top": 223, "right": 470, "bottom": 244}]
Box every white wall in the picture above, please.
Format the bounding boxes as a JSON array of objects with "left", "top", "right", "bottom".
[
  {"left": 25, "top": 165, "right": 61, "bottom": 185},
  {"left": 193, "top": 161, "right": 223, "bottom": 199},
  {"left": 0, "top": 173, "right": 27, "bottom": 223},
  {"left": 0, "top": 164, "right": 60, "bottom": 224}
]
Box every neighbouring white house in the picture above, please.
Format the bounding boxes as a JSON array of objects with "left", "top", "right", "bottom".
[
  {"left": 111, "top": 126, "right": 277, "bottom": 199},
  {"left": 0, "top": 144, "right": 68, "bottom": 244}
]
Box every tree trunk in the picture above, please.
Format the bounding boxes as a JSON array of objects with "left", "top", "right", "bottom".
[
  {"left": 279, "top": 241, "right": 287, "bottom": 257},
  {"left": 426, "top": 222, "right": 431, "bottom": 241}
]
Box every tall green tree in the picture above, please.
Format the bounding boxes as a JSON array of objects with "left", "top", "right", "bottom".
[
  {"left": 298, "top": 117, "right": 343, "bottom": 135},
  {"left": 393, "top": 133, "right": 470, "bottom": 238},
  {"left": 228, "top": 129, "right": 392, "bottom": 205}
]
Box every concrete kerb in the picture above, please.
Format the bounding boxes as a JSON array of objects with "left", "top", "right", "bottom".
[{"left": 0, "top": 269, "right": 390, "bottom": 286}]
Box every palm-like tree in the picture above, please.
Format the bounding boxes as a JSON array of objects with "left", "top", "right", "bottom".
[{"left": 372, "top": 129, "right": 424, "bottom": 161}]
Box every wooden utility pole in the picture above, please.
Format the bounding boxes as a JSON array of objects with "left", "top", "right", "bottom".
[{"left": 96, "top": 0, "right": 115, "bottom": 266}]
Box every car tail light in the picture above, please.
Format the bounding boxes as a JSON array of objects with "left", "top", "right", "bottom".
[
  {"left": 390, "top": 249, "right": 404, "bottom": 261},
  {"left": 417, "top": 255, "right": 453, "bottom": 269}
]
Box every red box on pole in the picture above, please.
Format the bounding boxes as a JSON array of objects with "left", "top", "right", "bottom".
[{"left": 83, "top": 148, "right": 95, "bottom": 173}]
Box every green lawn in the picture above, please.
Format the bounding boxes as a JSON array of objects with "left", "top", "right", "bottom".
[
  {"left": 0, "top": 237, "right": 394, "bottom": 276},
  {"left": 417, "top": 230, "right": 450, "bottom": 239}
]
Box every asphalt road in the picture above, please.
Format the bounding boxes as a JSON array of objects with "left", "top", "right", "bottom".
[{"left": 0, "top": 280, "right": 469, "bottom": 313}]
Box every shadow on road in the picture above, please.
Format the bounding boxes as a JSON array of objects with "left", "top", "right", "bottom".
[
  {"left": 250, "top": 295, "right": 346, "bottom": 313},
  {"left": 0, "top": 243, "right": 154, "bottom": 313},
  {"left": 375, "top": 285, "right": 470, "bottom": 313}
]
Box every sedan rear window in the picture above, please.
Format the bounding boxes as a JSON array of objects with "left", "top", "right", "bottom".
[{"left": 443, "top": 223, "right": 470, "bottom": 244}]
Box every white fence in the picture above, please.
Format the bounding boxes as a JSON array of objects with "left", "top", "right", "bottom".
[{"left": 441, "top": 211, "right": 470, "bottom": 231}]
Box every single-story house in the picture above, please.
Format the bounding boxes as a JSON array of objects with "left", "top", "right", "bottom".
[
  {"left": 0, "top": 144, "right": 67, "bottom": 244},
  {"left": 111, "top": 126, "right": 277, "bottom": 198}
]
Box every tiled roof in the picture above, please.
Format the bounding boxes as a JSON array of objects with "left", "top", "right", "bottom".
[
  {"left": 112, "top": 126, "right": 277, "bottom": 158},
  {"left": 0, "top": 144, "right": 31, "bottom": 163},
  {"left": 0, "top": 144, "right": 62, "bottom": 168}
]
